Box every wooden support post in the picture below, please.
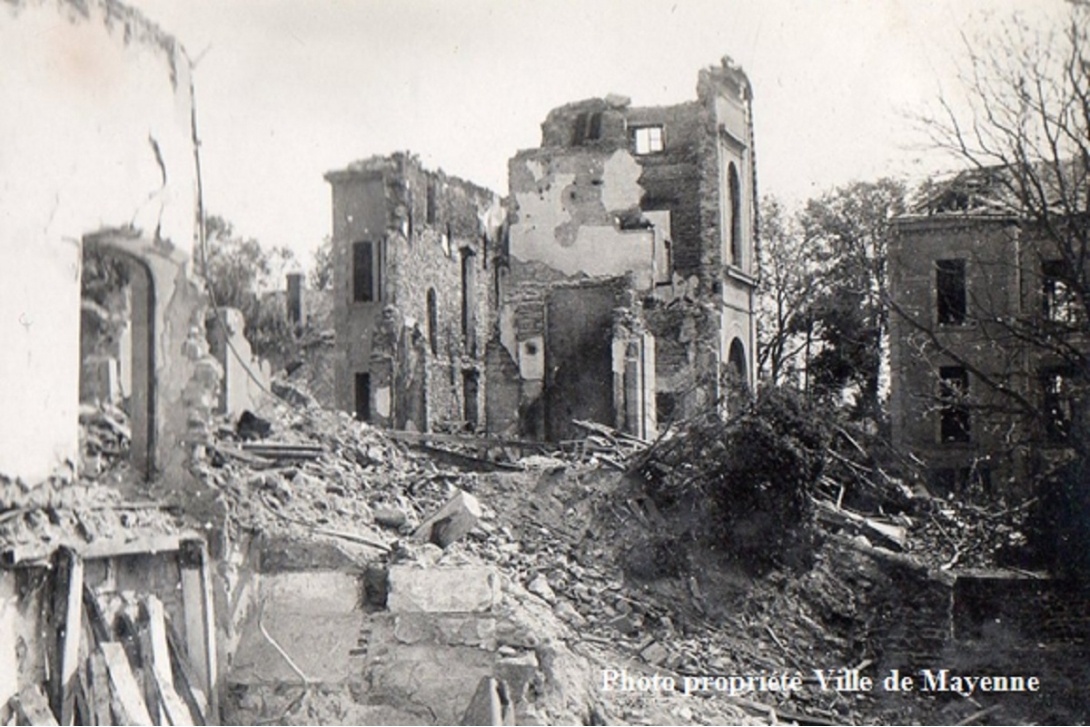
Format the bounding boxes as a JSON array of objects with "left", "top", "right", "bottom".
[
  {"left": 51, "top": 547, "right": 83, "bottom": 726},
  {"left": 179, "top": 539, "right": 218, "bottom": 724}
]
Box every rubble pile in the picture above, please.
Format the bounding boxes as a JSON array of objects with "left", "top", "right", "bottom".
[
  {"left": 189, "top": 381, "right": 1042, "bottom": 724},
  {"left": 197, "top": 400, "right": 458, "bottom": 551},
  {"left": 0, "top": 404, "right": 186, "bottom": 568},
  {"left": 904, "top": 496, "right": 1031, "bottom": 571}
]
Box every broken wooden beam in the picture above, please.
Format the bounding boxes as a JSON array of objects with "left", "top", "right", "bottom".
[
  {"left": 50, "top": 548, "right": 83, "bottom": 726},
  {"left": 99, "top": 641, "right": 153, "bottom": 725},
  {"left": 179, "top": 538, "right": 219, "bottom": 724},
  {"left": 2, "top": 530, "right": 200, "bottom": 568},
  {"left": 12, "top": 684, "right": 59, "bottom": 726},
  {"left": 164, "top": 615, "right": 208, "bottom": 725}
]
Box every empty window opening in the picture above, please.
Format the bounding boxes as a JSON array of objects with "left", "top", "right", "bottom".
[
  {"left": 573, "top": 111, "right": 603, "bottom": 145},
  {"left": 633, "top": 126, "right": 664, "bottom": 155},
  {"left": 461, "top": 248, "right": 477, "bottom": 355},
  {"left": 352, "top": 241, "right": 381, "bottom": 302},
  {"left": 1042, "top": 259, "right": 1079, "bottom": 324},
  {"left": 936, "top": 259, "right": 967, "bottom": 325},
  {"left": 426, "top": 288, "right": 438, "bottom": 355},
  {"left": 426, "top": 178, "right": 437, "bottom": 226},
  {"left": 728, "top": 162, "right": 742, "bottom": 267},
  {"left": 939, "top": 365, "right": 971, "bottom": 443},
  {"left": 727, "top": 338, "right": 748, "bottom": 392},
  {"left": 354, "top": 372, "right": 371, "bottom": 422},
  {"left": 1041, "top": 367, "right": 1077, "bottom": 442},
  {"left": 462, "top": 369, "right": 479, "bottom": 430}
]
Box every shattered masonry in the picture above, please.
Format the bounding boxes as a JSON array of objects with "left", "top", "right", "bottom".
[
  {"left": 325, "top": 154, "right": 502, "bottom": 434},
  {"left": 327, "top": 57, "right": 759, "bottom": 442}
]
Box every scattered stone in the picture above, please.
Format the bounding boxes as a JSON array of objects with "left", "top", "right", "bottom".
[
  {"left": 413, "top": 489, "right": 483, "bottom": 548},
  {"left": 460, "top": 676, "right": 515, "bottom": 726},
  {"left": 373, "top": 505, "right": 408, "bottom": 529},
  {"left": 553, "top": 600, "right": 585, "bottom": 627},
  {"left": 270, "top": 379, "right": 316, "bottom": 408},
  {"left": 640, "top": 641, "right": 669, "bottom": 666},
  {"left": 387, "top": 565, "right": 500, "bottom": 613},
  {"left": 236, "top": 410, "right": 272, "bottom": 440},
  {"left": 527, "top": 574, "right": 557, "bottom": 604}
]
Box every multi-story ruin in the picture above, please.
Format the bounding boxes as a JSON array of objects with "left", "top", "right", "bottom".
[
  {"left": 328, "top": 58, "right": 759, "bottom": 443},
  {"left": 889, "top": 167, "right": 1087, "bottom": 498},
  {"left": 324, "top": 154, "right": 505, "bottom": 432},
  {"left": 489, "top": 57, "right": 759, "bottom": 440}
]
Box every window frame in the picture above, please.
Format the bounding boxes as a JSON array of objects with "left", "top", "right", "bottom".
[
  {"left": 935, "top": 258, "right": 968, "bottom": 326},
  {"left": 352, "top": 240, "right": 383, "bottom": 303},
  {"left": 938, "top": 365, "right": 971, "bottom": 444},
  {"left": 632, "top": 125, "right": 665, "bottom": 155}
]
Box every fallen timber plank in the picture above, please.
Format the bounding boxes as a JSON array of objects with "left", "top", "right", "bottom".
[
  {"left": 408, "top": 442, "right": 524, "bottom": 472},
  {"left": 13, "top": 685, "right": 60, "bottom": 725},
  {"left": 99, "top": 642, "right": 154, "bottom": 725},
  {"left": 3, "top": 530, "right": 202, "bottom": 568},
  {"left": 165, "top": 614, "right": 208, "bottom": 724},
  {"left": 179, "top": 539, "right": 219, "bottom": 724},
  {"left": 813, "top": 497, "right": 906, "bottom": 550},
  {"left": 142, "top": 597, "right": 194, "bottom": 727},
  {"left": 384, "top": 429, "right": 551, "bottom": 451},
  {"left": 88, "top": 651, "right": 114, "bottom": 724}
]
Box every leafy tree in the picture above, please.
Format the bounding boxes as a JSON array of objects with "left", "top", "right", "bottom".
[
  {"left": 199, "top": 215, "right": 298, "bottom": 361},
  {"left": 758, "top": 181, "right": 906, "bottom": 421},
  {"left": 756, "top": 195, "right": 826, "bottom": 388},
  {"left": 310, "top": 235, "right": 334, "bottom": 292}
]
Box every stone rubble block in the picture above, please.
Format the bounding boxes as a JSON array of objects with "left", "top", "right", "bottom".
[
  {"left": 412, "top": 489, "right": 482, "bottom": 548},
  {"left": 392, "top": 613, "right": 498, "bottom": 650},
  {"left": 387, "top": 564, "right": 500, "bottom": 613}
]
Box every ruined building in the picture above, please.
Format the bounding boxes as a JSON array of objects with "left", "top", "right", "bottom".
[
  {"left": 889, "top": 167, "right": 1088, "bottom": 498},
  {"left": 488, "top": 57, "right": 759, "bottom": 440},
  {"left": 328, "top": 59, "right": 759, "bottom": 443},
  {"left": 325, "top": 154, "right": 505, "bottom": 432},
  {"left": 1, "top": 0, "right": 225, "bottom": 719}
]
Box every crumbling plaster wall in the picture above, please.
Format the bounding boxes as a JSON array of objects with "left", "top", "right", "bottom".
[
  {"left": 0, "top": 0, "right": 198, "bottom": 484},
  {"left": 329, "top": 173, "right": 388, "bottom": 418},
  {"left": 888, "top": 216, "right": 1030, "bottom": 494},
  {"left": 508, "top": 147, "right": 656, "bottom": 288}
]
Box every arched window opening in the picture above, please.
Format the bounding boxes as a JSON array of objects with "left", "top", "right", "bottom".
[
  {"left": 728, "top": 162, "right": 742, "bottom": 267},
  {"left": 426, "top": 288, "right": 438, "bottom": 355},
  {"left": 728, "top": 337, "right": 748, "bottom": 392}
]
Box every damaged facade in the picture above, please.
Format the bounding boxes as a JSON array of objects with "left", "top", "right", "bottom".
[
  {"left": 328, "top": 58, "right": 759, "bottom": 443},
  {"left": 888, "top": 168, "right": 1089, "bottom": 498},
  {"left": 325, "top": 154, "right": 504, "bottom": 432},
  {"left": 1, "top": 0, "right": 225, "bottom": 721},
  {"left": 492, "top": 58, "right": 759, "bottom": 439}
]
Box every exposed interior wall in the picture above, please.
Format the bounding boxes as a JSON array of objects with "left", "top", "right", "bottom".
[
  {"left": 493, "top": 60, "right": 758, "bottom": 436},
  {"left": 0, "top": 0, "right": 197, "bottom": 484},
  {"left": 508, "top": 147, "right": 656, "bottom": 287},
  {"left": 205, "top": 307, "right": 273, "bottom": 417}
]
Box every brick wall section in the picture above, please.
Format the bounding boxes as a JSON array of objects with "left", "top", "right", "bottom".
[{"left": 326, "top": 153, "right": 502, "bottom": 431}]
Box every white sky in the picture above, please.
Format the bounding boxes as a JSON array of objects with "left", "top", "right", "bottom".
[{"left": 127, "top": 0, "right": 1070, "bottom": 265}]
